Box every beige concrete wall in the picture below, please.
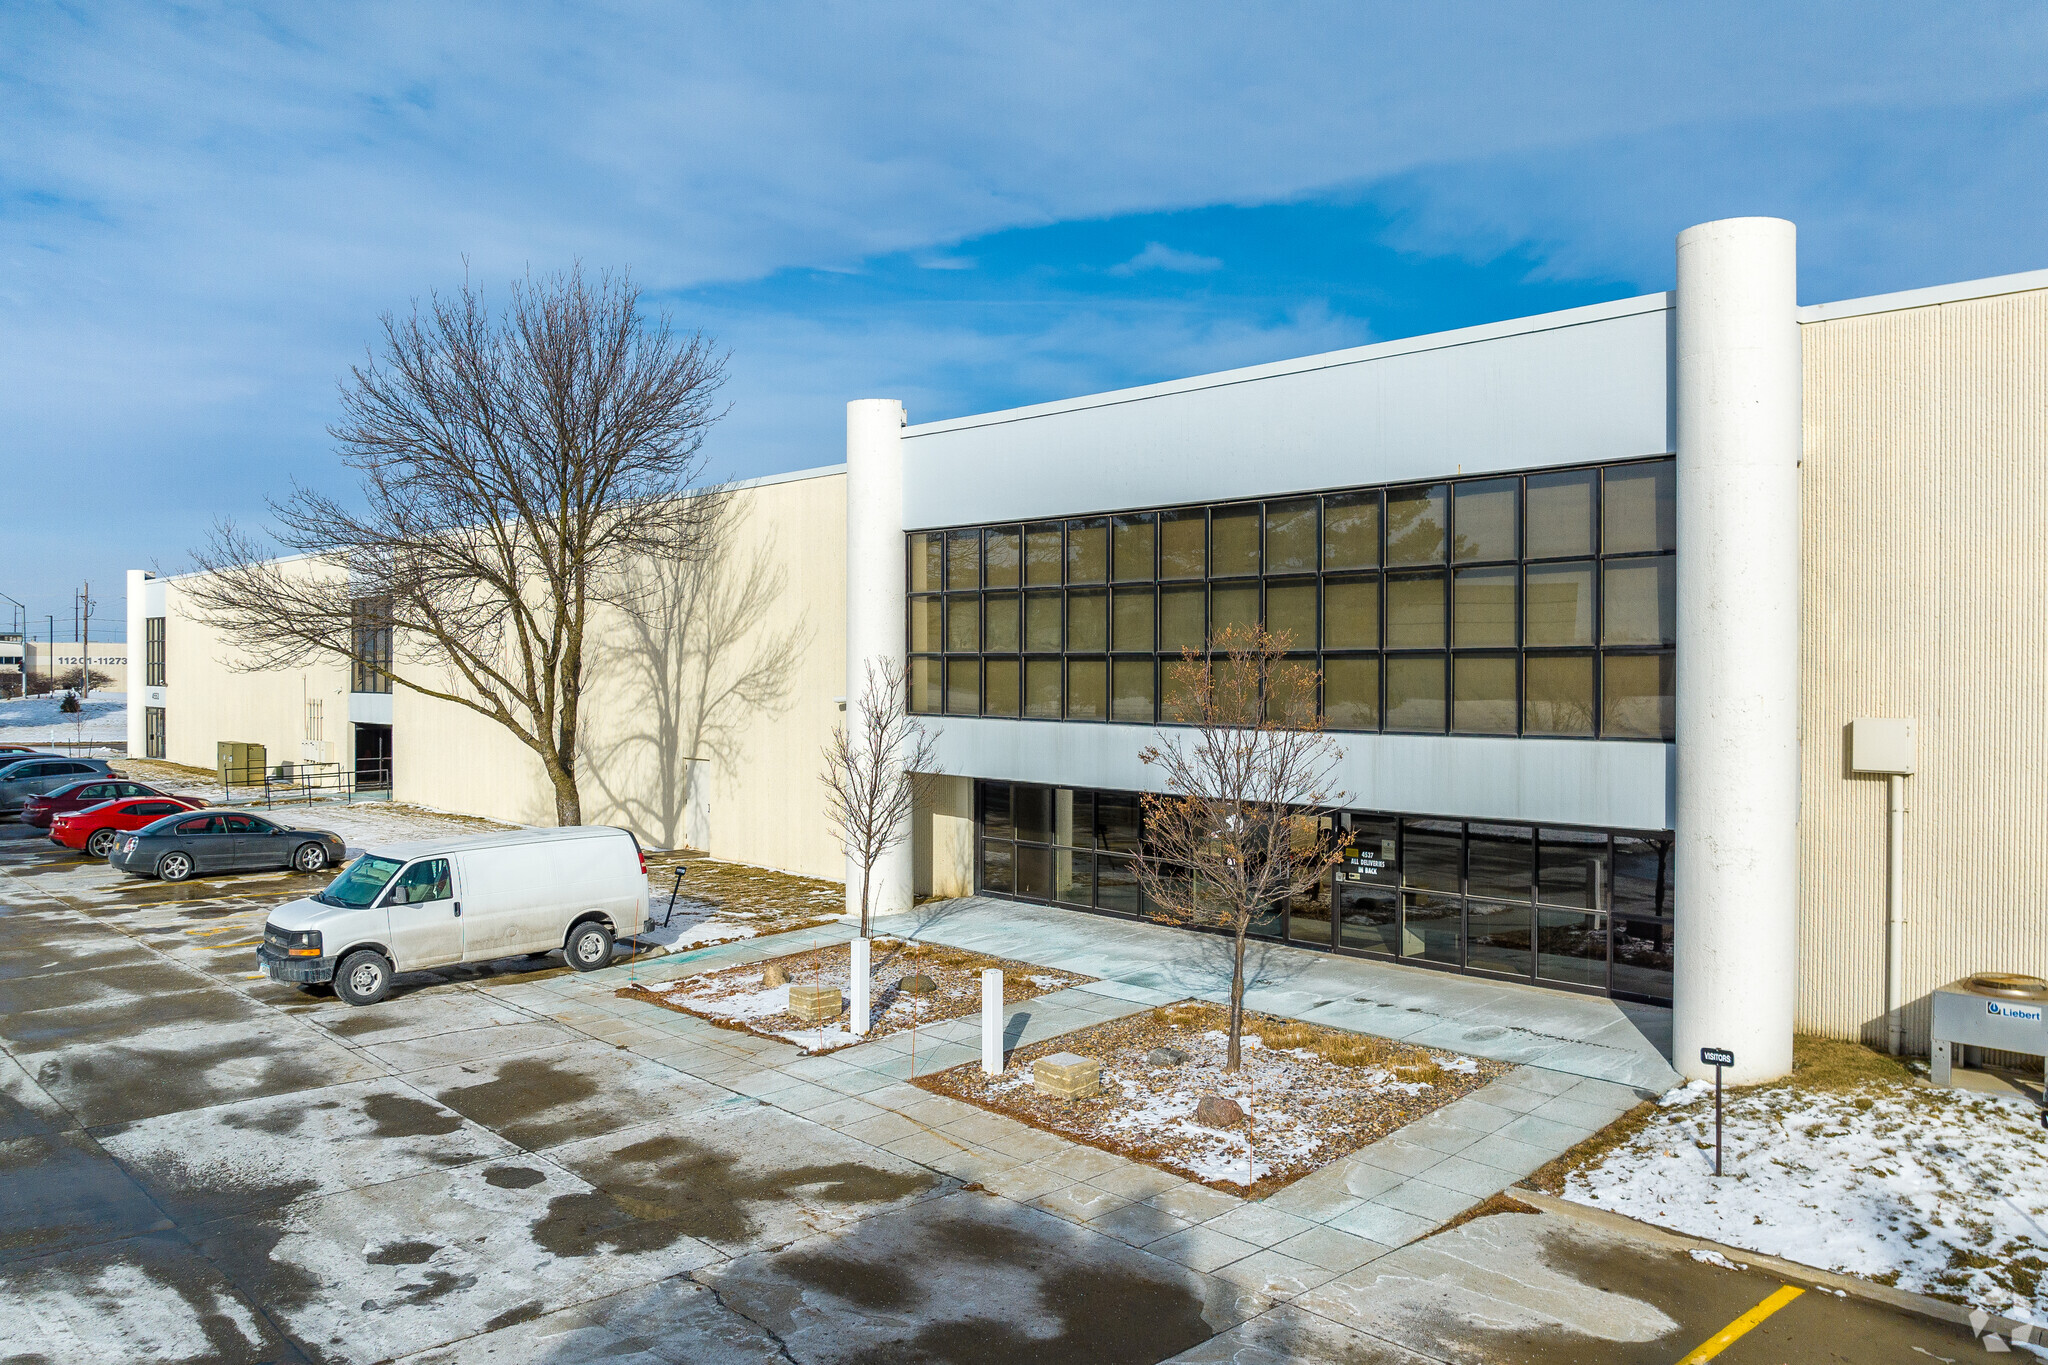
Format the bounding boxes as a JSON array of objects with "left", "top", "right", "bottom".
[
  {"left": 1798, "top": 285, "right": 2048, "bottom": 1050},
  {"left": 159, "top": 566, "right": 355, "bottom": 778},
  {"left": 914, "top": 774, "right": 975, "bottom": 899},
  {"left": 386, "top": 470, "right": 849, "bottom": 878}
]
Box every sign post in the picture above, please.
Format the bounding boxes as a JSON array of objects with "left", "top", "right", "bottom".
[{"left": 1700, "top": 1047, "right": 1735, "bottom": 1176}]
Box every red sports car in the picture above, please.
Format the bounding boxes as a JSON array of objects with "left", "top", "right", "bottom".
[
  {"left": 21, "top": 777, "right": 204, "bottom": 829},
  {"left": 51, "top": 796, "right": 206, "bottom": 858}
]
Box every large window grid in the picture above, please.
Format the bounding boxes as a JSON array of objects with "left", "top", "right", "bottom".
[
  {"left": 909, "top": 458, "right": 1674, "bottom": 739},
  {"left": 973, "top": 779, "right": 1673, "bottom": 1005},
  {"left": 144, "top": 616, "right": 165, "bottom": 688},
  {"left": 351, "top": 598, "right": 393, "bottom": 695}
]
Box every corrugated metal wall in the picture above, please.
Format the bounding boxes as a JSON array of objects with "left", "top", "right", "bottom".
[{"left": 1799, "top": 288, "right": 2048, "bottom": 1050}]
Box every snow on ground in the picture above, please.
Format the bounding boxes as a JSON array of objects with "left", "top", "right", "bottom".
[
  {"left": 0, "top": 690, "right": 126, "bottom": 743},
  {"left": 1566, "top": 1078, "right": 2048, "bottom": 1318}
]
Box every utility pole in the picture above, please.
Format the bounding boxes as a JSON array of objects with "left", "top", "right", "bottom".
[{"left": 80, "top": 582, "right": 92, "bottom": 701}]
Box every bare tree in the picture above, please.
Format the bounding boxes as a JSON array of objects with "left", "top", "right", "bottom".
[
  {"left": 1136, "top": 625, "right": 1346, "bottom": 1071},
  {"left": 186, "top": 267, "right": 728, "bottom": 825},
  {"left": 822, "top": 659, "right": 941, "bottom": 937}
]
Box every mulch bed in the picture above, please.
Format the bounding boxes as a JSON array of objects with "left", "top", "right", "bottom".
[
  {"left": 618, "top": 937, "right": 1094, "bottom": 1052},
  {"left": 915, "top": 1000, "right": 1510, "bottom": 1197}
]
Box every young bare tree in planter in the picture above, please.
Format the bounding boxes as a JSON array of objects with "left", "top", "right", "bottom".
[
  {"left": 186, "top": 267, "right": 728, "bottom": 825},
  {"left": 822, "top": 659, "right": 940, "bottom": 938},
  {"left": 1135, "top": 625, "right": 1346, "bottom": 1071}
]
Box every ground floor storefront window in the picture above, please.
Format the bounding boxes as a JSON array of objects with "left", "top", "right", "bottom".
[{"left": 973, "top": 779, "right": 1673, "bottom": 1005}]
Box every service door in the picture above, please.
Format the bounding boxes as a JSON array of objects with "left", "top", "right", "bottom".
[{"left": 383, "top": 857, "right": 462, "bottom": 969}]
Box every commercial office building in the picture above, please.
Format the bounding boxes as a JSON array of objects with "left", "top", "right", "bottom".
[{"left": 132, "top": 219, "right": 2048, "bottom": 1082}]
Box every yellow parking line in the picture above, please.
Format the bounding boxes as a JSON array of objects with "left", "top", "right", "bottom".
[{"left": 1676, "top": 1284, "right": 1805, "bottom": 1363}]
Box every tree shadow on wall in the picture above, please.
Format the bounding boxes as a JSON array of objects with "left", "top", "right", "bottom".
[{"left": 582, "top": 497, "right": 811, "bottom": 851}]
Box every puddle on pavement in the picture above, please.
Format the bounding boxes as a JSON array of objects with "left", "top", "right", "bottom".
[
  {"left": 360, "top": 1092, "right": 465, "bottom": 1140},
  {"left": 429, "top": 1056, "right": 605, "bottom": 1150},
  {"left": 0, "top": 985, "right": 266, "bottom": 1054},
  {"left": 32, "top": 1026, "right": 350, "bottom": 1127},
  {"left": 483, "top": 1165, "right": 548, "bottom": 1189},
  {"left": 365, "top": 1239, "right": 440, "bottom": 1266}
]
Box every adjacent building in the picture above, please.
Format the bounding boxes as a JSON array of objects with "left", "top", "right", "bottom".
[{"left": 130, "top": 218, "right": 2048, "bottom": 1083}]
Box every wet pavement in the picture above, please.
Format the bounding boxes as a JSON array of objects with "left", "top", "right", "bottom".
[{"left": 0, "top": 820, "right": 1992, "bottom": 1363}]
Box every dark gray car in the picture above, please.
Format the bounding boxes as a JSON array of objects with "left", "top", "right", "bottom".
[
  {"left": 107, "top": 810, "right": 347, "bottom": 882},
  {"left": 0, "top": 756, "right": 115, "bottom": 816}
]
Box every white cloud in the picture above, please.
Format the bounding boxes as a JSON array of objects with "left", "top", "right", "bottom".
[{"left": 1109, "top": 242, "right": 1223, "bottom": 276}]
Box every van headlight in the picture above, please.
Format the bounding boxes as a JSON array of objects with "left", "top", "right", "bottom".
[{"left": 285, "top": 929, "right": 323, "bottom": 958}]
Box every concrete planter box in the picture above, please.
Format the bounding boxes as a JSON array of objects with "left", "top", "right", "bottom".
[
  {"left": 788, "top": 984, "right": 842, "bottom": 1024},
  {"left": 1033, "top": 1051, "right": 1102, "bottom": 1099}
]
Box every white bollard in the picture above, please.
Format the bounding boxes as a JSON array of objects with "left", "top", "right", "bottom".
[
  {"left": 850, "top": 938, "right": 871, "bottom": 1035},
  {"left": 981, "top": 968, "right": 1004, "bottom": 1075}
]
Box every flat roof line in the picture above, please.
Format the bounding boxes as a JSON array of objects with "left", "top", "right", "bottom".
[
  {"left": 1801, "top": 267, "right": 2048, "bottom": 324},
  {"left": 902, "top": 292, "right": 1673, "bottom": 438}
]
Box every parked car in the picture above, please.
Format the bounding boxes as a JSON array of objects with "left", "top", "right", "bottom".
[
  {"left": 0, "top": 756, "right": 116, "bottom": 817},
  {"left": 0, "top": 744, "right": 54, "bottom": 761},
  {"left": 51, "top": 796, "right": 205, "bottom": 858},
  {"left": 258, "top": 826, "right": 651, "bottom": 1005},
  {"left": 22, "top": 777, "right": 203, "bottom": 829},
  {"left": 107, "top": 810, "right": 346, "bottom": 882}
]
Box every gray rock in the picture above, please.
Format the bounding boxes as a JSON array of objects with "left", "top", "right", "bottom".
[
  {"left": 1145, "top": 1046, "right": 1188, "bottom": 1067},
  {"left": 1194, "top": 1095, "right": 1246, "bottom": 1130},
  {"left": 761, "top": 963, "right": 788, "bottom": 988},
  {"left": 899, "top": 973, "right": 938, "bottom": 996}
]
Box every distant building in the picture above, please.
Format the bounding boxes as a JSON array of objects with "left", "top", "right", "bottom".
[{"left": 26, "top": 640, "right": 128, "bottom": 692}]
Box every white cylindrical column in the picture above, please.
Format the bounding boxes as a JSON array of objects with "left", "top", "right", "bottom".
[
  {"left": 981, "top": 968, "right": 1004, "bottom": 1074},
  {"left": 1673, "top": 217, "right": 1802, "bottom": 1085},
  {"left": 850, "top": 937, "right": 871, "bottom": 1035},
  {"left": 125, "top": 569, "right": 150, "bottom": 755},
  {"left": 845, "top": 399, "right": 914, "bottom": 922}
]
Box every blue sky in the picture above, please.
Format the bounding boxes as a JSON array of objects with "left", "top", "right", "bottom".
[{"left": 4, "top": 2, "right": 2046, "bottom": 637}]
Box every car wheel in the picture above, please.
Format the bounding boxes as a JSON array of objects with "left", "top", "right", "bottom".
[
  {"left": 566, "top": 921, "right": 613, "bottom": 972},
  {"left": 86, "top": 829, "right": 117, "bottom": 858},
  {"left": 293, "top": 842, "right": 329, "bottom": 873},
  {"left": 334, "top": 950, "right": 392, "bottom": 1006},
  {"left": 157, "top": 851, "right": 193, "bottom": 882}
]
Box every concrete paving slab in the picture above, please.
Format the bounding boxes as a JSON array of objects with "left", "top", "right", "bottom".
[
  {"left": 1163, "top": 1300, "right": 1435, "bottom": 1363},
  {"left": 1373, "top": 1176, "right": 1479, "bottom": 1222},
  {"left": 359, "top": 1021, "right": 582, "bottom": 1073},
  {"left": 391, "top": 1273, "right": 790, "bottom": 1364},
  {"left": 1325, "top": 1201, "right": 1437, "bottom": 1247},
  {"left": 1087, "top": 1198, "right": 1194, "bottom": 1247},
  {"left": 1531, "top": 1093, "right": 1633, "bottom": 1130},
  {"left": 0, "top": 1048, "right": 76, "bottom": 1140},
  {"left": 1147, "top": 1224, "right": 1266, "bottom": 1273},
  {"left": 542, "top": 1101, "right": 950, "bottom": 1257},
  {"left": 1208, "top": 1247, "right": 1338, "bottom": 1299},
  {"left": 1031, "top": 1180, "right": 1129, "bottom": 1224},
  {"left": 1144, "top": 1181, "right": 1246, "bottom": 1224},
  {"left": 0, "top": 1129, "right": 173, "bottom": 1265},
  {"left": 94, "top": 1077, "right": 523, "bottom": 1224},
  {"left": 1408, "top": 1153, "right": 1518, "bottom": 1198},
  {"left": 1256, "top": 1176, "right": 1364, "bottom": 1225},
  {"left": 1199, "top": 1204, "right": 1323, "bottom": 1250},
  {"left": 1088, "top": 1162, "right": 1189, "bottom": 1201},
  {"left": 1350, "top": 1137, "right": 1446, "bottom": 1178},
  {"left": 1490, "top": 1112, "right": 1592, "bottom": 1157},
  {"left": 302, "top": 993, "right": 539, "bottom": 1047},
  {"left": 410, "top": 1040, "right": 733, "bottom": 1151},
  {"left": 976, "top": 1163, "right": 1077, "bottom": 1203},
  {"left": 1271, "top": 1225, "right": 1391, "bottom": 1273},
  {"left": 702, "top": 1189, "right": 1259, "bottom": 1364}
]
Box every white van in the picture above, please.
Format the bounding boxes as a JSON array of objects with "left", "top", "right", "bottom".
[{"left": 257, "top": 826, "right": 652, "bottom": 1005}]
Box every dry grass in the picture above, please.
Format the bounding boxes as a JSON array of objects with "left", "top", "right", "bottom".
[
  {"left": 917, "top": 999, "right": 1507, "bottom": 1198},
  {"left": 644, "top": 852, "right": 847, "bottom": 938},
  {"left": 1432, "top": 1191, "right": 1540, "bottom": 1237}
]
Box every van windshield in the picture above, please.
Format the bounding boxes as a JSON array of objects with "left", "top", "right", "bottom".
[{"left": 315, "top": 856, "right": 403, "bottom": 908}]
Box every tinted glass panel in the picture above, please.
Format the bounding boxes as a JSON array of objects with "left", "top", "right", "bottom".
[
  {"left": 1265, "top": 656, "right": 1317, "bottom": 726},
  {"left": 1323, "top": 491, "right": 1380, "bottom": 570},
  {"left": 1111, "top": 659, "right": 1155, "bottom": 723},
  {"left": 1112, "top": 588, "right": 1155, "bottom": 652},
  {"left": 985, "top": 594, "right": 1020, "bottom": 652},
  {"left": 1025, "top": 525, "right": 1063, "bottom": 585},
  {"left": 1210, "top": 584, "right": 1259, "bottom": 641},
  {"left": 981, "top": 782, "right": 1013, "bottom": 837},
  {"left": 1338, "top": 884, "right": 1400, "bottom": 955},
  {"left": 1067, "top": 590, "right": 1108, "bottom": 652},
  {"left": 1159, "top": 510, "right": 1206, "bottom": 579},
  {"left": 947, "top": 530, "right": 980, "bottom": 590},
  {"left": 1466, "top": 900, "right": 1532, "bottom": 977},
  {"left": 910, "top": 657, "right": 940, "bottom": 713},
  {"left": 910, "top": 533, "right": 943, "bottom": 592},
  {"left": 1056, "top": 849, "right": 1093, "bottom": 905},
  {"left": 1323, "top": 576, "right": 1378, "bottom": 650},
  {"left": 1539, "top": 910, "right": 1609, "bottom": 987},
  {"left": 1384, "top": 655, "right": 1446, "bottom": 732},
  {"left": 984, "top": 528, "right": 1021, "bottom": 587},
  {"left": 1160, "top": 655, "right": 1202, "bottom": 720},
  {"left": 1527, "top": 468, "right": 1597, "bottom": 558},
  {"left": 1159, "top": 586, "right": 1205, "bottom": 652},
  {"left": 1524, "top": 653, "right": 1595, "bottom": 736},
  {"left": 1067, "top": 518, "right": 1109, "bottom": 584},
  {"left": 1024, "top": 660, "right": 1062, "bottom": 717},
  {"left": 1385, "top": 572, "right": 1445, "bottom": 649},
  {"left": 1016, "top": 845, "right": 1051, "bottom": 899},
  {"left": 1024, "top": 593, "right": 1063, "bottom": 651},
  {"left": 1402, "top": 819, "right": 1462, "bottom": 892},
  {"left": 945, "top": 596, "right": 978, "bottom": 652},
  {"left": 1602, "top": 558, "right": 1675, "bottom": 645},
  {"left": 1525, "top": 562, "right": 1595, "bottom": 647},
  {"left": 1612, "top": 916, "right": 1674, "bottom": 1001},
  {"left": 1098, "top": 793, "right": 1143, "bottom": 851},
  {"left": 945, "top": 659, "right": 979, "bottom": 714},
  {"left": 1014, "top": 786, "right": 1052, "bottom": 843},
  {"left": 1404, "top": 892, "right": 1462, "bottom": 965},
  {"left": 1112, "top": 514, "right": 1155, "bottom": 582},
  {"left": 1603, "top": 652, "right": 1674, "bottom": 739},
  {"left": 984, "top": 659, "right": 1020, "bottom": 716},
  {"left": 1603, "top": 461, "right": 1676, "bottom": 553},
  {"left": 981, "top": 839, "right": 1014, "bottom": 892},
  {"left": 1453, "top": 655, "right": 1518, "bottom": 735},
  {"left": 1096, "top": 855, "right": 1140, "bottom": 914},
  {"left": 1452, "top": 566, "right": 1516, "bottom": 647},
  {"left": 1067, "top": 660, "right": 1108, "bottom": 719},
  {"left": 1323, "top": 657, "right": 1379, "bottom": 731},
  {"left": 1539, "top": 828, "right": 1609, "bottom": 909},
  {"left": 1210, "top": 506, "right": 1260, "bottom": 577},
  {"left": 1386, "top": 485, "right": 1448, "bottom": 565},
  {"left": 1289, "top": 877, "right": 1333, "bottom": 945},
  {"left": 1265, "top": 580, "right": 1316, "bottom": 652},
  {"left": 910, "top": 596, "right": 941, "bottom": 653},
  {"left": 1466, "top": 823, "right": 1532, "bottom": 899},
  {"left": 1265, "top": 499, "right": 1318, "bottom": 573},
  {"left": 1612, "top": 836, "right": 1674, "bottom": 917},
  {"left": 1453, "top": 479, "right": 1518, "bottom": 563}
]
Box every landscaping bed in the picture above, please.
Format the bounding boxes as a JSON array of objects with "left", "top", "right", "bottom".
[
  {"left": 638, "top": 853, "right": 849, "bottom": 948},
  {"left": 916, "top": 1000, "right": 1507, "bottom": 1197},
  {"left": 618, "top": 937, "right": 1093, "bottom": 1051},
  {"left": 1536, "top": 1037, "right": 2048, "bottom": 1318}
]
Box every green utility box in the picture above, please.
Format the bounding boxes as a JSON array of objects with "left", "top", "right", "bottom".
[{"left": 217, "top": 741, "right": 267, "bottom": 788}]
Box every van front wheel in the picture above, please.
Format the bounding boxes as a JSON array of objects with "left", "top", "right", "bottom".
[
  {"left": 335, "top": 950, "right": 393, "bottom": 1006},
  {"left": 566, "top": 922, "right": 613, "bottom": 972}
]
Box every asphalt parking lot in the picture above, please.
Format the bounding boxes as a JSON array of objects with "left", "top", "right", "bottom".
[{"left": 0, "top": 819, "right": 1991, "bottom": 1364}]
